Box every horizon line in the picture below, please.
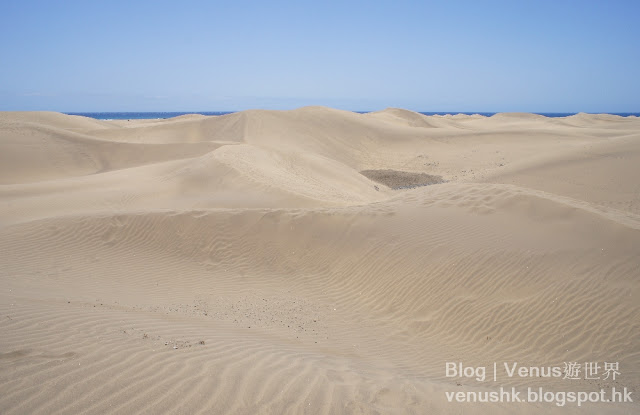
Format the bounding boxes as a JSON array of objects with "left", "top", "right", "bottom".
[{"left": 58, "top": 109, "right": 640, "bottom": 115}]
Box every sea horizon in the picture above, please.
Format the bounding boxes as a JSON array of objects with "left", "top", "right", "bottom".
[{"left": 65, "top": 111, "right": 640, "bottom": 120}]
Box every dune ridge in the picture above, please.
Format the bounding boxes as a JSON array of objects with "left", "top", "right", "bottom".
[{"left": 1, "top": 108, "right": 639, "bottom": 414}]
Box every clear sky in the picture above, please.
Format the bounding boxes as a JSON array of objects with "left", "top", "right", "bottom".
[{"left": 1, "top": 0, "right": 638, "bottom": 112}]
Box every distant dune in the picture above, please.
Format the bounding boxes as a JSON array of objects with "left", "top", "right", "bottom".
[{"left": 1, "top": 108, "right": 639, "bottom": 414}]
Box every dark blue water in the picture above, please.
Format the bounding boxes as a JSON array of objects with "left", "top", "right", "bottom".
[
  {"left": 66, "top": 111, "right": 640, "bottom": 120},
  {"left": 66, "top": 111, "right": 233, "bottom": 120}
]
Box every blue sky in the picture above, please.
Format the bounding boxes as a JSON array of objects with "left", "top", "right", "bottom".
[{"left": 1, "top": 0, "right": 638, "bottom": 112}]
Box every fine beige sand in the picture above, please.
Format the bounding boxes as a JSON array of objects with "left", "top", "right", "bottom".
[{"left": 1, "top": 107, "right": 639, "bottom": 414}]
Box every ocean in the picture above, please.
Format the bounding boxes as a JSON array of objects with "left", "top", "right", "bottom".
[
  {"left": 65, "top": 112, "right": 233, "bottom": 120},
  {"left": 66, "top": 111, "right": 640, "bottom": 120}
]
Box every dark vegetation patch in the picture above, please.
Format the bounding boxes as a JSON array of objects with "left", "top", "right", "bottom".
[{"left": 360, "top": 169, "right": 445, "bottom": 189}]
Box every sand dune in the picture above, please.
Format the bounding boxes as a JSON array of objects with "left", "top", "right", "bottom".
[{"left": 1, "top": 108, "right": 639, "bottom": 414}]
